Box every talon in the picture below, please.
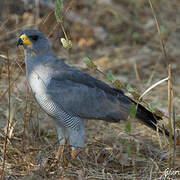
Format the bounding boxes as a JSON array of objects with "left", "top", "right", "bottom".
[{"left": 71, "top": 150, "right": 78, "bottom": 159}]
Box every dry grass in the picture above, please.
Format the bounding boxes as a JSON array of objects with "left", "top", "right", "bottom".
[{"left": 0, "top": 0, "right": 180, "bottom": 179}]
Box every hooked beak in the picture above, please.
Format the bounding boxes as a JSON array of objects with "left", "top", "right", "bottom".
[{"left": 17, "top": 34, "right": 32, "bottom": 47}]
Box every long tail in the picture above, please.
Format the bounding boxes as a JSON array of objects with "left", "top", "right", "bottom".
[
  {"left": 113, "top": 88, "right": 173, "bottom": 139},
  {"left": 134, "top": 101, "right": 173, "bottom": 139}
]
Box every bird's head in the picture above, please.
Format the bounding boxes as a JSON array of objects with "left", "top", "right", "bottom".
[{"left": 17, "top": 29, "right": 50, "bottom": 53}]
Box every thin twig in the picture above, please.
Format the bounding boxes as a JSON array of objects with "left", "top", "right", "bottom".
[
  {"left": 147, "top": 0, "right": 168, "bottom": 66},
  {"left": 0, "top": 72, "right": 21, "bottom": 101},
  {"left": 61, "top": 0, "right": 74, "bottom": 21},
  {"left": 61, "top": 24, "right": 68, "bottom": 41},
  {"left": 172, "top": 107, "right": 176, "bottom": 168},
  {"left": 47, "top": 0, "right": 73, "bottom": 39},
  {"left": 35, "top": 0, "right": 40, "bottom": 29},
  {"left": 60, "top": 1, "right": 74, "bottom": 41},
  {"left": 133, "top": 61, "right": 141, "bottom": 82},
  {"left": 168, "top": 64, "right": 173, "bottom": 168},
  {"left": 22, "top": 88, "right": 29, "bottom": 152},
  {"left": 1, "top": 50, "right": 11, "bottom": 180}
]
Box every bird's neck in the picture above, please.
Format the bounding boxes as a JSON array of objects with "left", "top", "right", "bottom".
[
  {"left": 24, "top": 46, "right": 52, "bottom": 56},
  {"left": 24, "top": 48, "right": 52, "bottom": 74}
]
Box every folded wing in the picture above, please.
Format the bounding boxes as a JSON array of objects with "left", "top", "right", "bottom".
[{"left": 46, "top": 65, "right": 132, "bottom": 122}]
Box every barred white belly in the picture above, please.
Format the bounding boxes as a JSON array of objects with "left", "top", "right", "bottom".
[{"left": 28, "top": 71, "right": 80, "bottom": 130}]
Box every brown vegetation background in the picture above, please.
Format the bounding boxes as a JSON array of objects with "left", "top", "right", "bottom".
[{"left": 0, "top": 0, "right": 180, "bottom": 179}]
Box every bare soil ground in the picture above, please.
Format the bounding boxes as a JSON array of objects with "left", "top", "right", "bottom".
[{"left": 0, "top": 0, "right": 180, "bottom": 179}]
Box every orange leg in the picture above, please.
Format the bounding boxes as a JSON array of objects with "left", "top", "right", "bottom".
[{"left": 55, "top": 146, "right": 64, "bottom": 161}]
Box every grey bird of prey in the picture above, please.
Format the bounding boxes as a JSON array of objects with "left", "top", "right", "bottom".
[{"left": 17, "top": 29, "right": 170, "bottom": 159}]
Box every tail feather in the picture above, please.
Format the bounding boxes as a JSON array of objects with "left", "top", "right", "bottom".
[
  {"left": 135, "top": 102, "right": 173, "bottom": 139},
  {"left": 113, "top": 88, "right": 173, "bottom": 139}
]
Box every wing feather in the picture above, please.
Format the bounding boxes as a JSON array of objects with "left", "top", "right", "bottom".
[{"left": 46, "top": 65, "right": 132, "bottom": 122}]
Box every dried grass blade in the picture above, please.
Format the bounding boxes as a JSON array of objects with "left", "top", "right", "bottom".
[{"left": 139, "top": 77, "right": 169, "bottom": 100}]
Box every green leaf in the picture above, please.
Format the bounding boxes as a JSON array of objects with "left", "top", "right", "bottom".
[
  {"left": 125, "top": 120, "right": 131, "bottom": 133},
  {"left": 55, "top": 0, "right": 63, "bottom": 24},
  {"left": 106, "top": 71, "right": 116, "bottom": 83},
  {"left": 132, "top": 32, "right": 140, "bottom": 40},
  {"left": 126, "top": 146, "right": 131, "bottom": 156},
  {"left": 61, "top": 38, "right": 72, "bottom": 49},
  {"left": 120, "top": 138, "right": 126, "bottom": 144},
  {"left": 130, "top": 104, "right": 136, "bottom": 118},
  {"left": 83, "top": 57, "right": 97, "bottom": 70},
  {"left": 126, "top": 84, "right": 135, "bottom": 93},
  {"left": 83, "top": 57, "right": 90, "bottom": 66},
  {"left": 148, "top": 103, "right": 156, "bottom": 113}
]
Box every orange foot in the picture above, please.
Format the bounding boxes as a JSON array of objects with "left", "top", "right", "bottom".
[
  {"left": 67, "top": 149, "right": 78, "bottom": 167},
  {"left": 54, "top": 146, "right": 64, "bottom": 163},
  {"left": 71, "top": 150, "right": 78, "bottom": 159},
  {"left": 53, "top": 146, "right": 79, "bottom": 167}
]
